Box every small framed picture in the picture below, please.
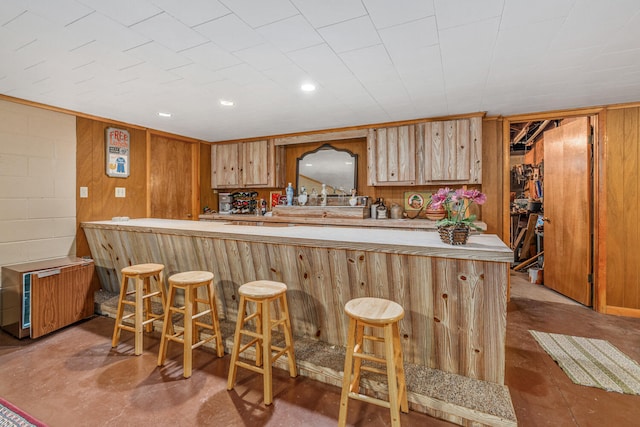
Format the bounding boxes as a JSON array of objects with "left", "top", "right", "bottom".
[
  {"left": 269, "top": 191, "right": 282, "bottom": 210},
  {"left": 404, "top": 191, "right": 431, "bottom": 211}
]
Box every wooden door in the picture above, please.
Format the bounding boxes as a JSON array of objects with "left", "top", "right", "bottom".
[
  {"left": 150, "top": 136, "right": 197, "bottom": 220},
  {"left": 543, "top": 117, "right": 592, "bottom": 305}
]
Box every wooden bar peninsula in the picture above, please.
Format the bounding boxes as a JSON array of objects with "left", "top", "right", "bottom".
[{"left": 82, "top": 218, "right": 515, "bottom": 426}]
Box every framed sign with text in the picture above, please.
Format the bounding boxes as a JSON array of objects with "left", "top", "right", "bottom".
[{"left": 105, "top": 127, "right": 130, "bottom": 178}]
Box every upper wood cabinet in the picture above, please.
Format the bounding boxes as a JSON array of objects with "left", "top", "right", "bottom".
[
  {"left": 211, "top": 139, "right": 285, "bottom": 189},
  {"left": 367, "top": 116, "right": 482, "bottom": 186},
  {"left": 367, "top": 125, "right": 417, "bottom": 186},
  {"left": 417, "top": 116, "right": 482, "bottom": 184}
]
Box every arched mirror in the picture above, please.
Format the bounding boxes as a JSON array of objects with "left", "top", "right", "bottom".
[{"left": 296, "top": 144, "right": 357, "bottom": 195}]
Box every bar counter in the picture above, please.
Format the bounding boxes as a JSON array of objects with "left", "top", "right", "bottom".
[{"left": 82, "top": 218, "right": 514, "bottom": 424}]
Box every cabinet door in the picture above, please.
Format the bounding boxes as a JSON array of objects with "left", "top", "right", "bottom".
[
  {"left": 30, "top": 263, "right": 94, "bottom": 339},
  {"left": 243, "top": 140, "right": 269, "bottom": 187},
  {"left": 211, "top": 143, "right": 241, "bottom": 188},
  {"left": 418, "top": 117, "right": 482, "bottom": 184},
  {"left": 367, "top": 125, "right": 416, "bottom": 185}
]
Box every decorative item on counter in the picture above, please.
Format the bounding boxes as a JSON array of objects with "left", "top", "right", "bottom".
[
  {"left": 298, "top": 186, "right": 308, "bottom": 206},
  {"left": 286, "top": 182, "right": 294, "bottom": 206},
  {"left": 269, "top": 191, "right": 282, "bottom": 210},
  {"left": 370, "top": 198, "right": 380, "bottom": 219},
  {"left": 430, "top": 187, "right": 487, "bottom": 245},
  {"left": 310, "top": 188, "right": 318, "bottom": 206},
  {"left": 390, "top": 203, "right": 403, "bottom": 219},
  {"left": 424, "top": 202, "right": 446, "bottom": 220},
  {"left": 349, "top": 188, "right": 358, "bottom": 206},
  {"left": 320, "top": 183, "right": 327, "bottom": 206},
  {"left": 376, "top": 198, "right": 387, "bottom": 219},
  {"left": 261, "top": 198, "right": 267, "bottom": 215}
]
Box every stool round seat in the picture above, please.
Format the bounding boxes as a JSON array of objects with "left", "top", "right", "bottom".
[
  {"left": 344, "top": 297, "right": 404, "bottom": 324},
  {"left": 121, "top": 263, "right": 164, "bottom": 275},
  {"left": 239, "top": 280, "right": 287, "bottom": 298},
  {"left": 169, "top": 270, "right": 214, "bottom": 284}
]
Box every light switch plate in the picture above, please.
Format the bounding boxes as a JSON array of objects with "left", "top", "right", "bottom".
[
  {"left": 80, "top": 187, "right": 88, "bottom": 198},
  {"left": 115, "top": 187, "right": 126, "bottom": 198}
]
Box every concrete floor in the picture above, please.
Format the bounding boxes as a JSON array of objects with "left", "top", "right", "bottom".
[{"left": 1, "top": 272, "right": 640, "bottom": 426}]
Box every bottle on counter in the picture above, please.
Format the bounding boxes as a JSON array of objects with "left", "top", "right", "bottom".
[
  {"left": 310, "top": 188, "right": 318, "bottom": 206},
  {"left": 370, "top": 198, "right": 379, "bottom": 219},
  {"left": 298, "top": 186, "right": 308, "bottom": 206},
  {"left": 349, "top": 188, "right": 358, "bottom": 206},
  {"left": 260, "top": 198, "right": 267, "bottom": 215},
  {"left": 377, "top": 198, "right": 387, "bottom": 219},
  {"left": 390, "top": 203, "right": 403, "bottom": 219},
  {"left": 286, "top": 182, "right": 294, "bottom": 206},
  {"left": 320, "top": 183, "right": 327, "bottom": 206}
]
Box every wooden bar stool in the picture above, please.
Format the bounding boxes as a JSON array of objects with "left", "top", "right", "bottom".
[
  {"left": 112, "top": 263, "right": 167, "bottom": 355},
  {"left": 157, "top": 271, "right": 224, "bottom": 378},
  {"left": 338, "top": 297, "right": 409, "bottom": 427},
  {"left": 227, "top": 280, "right": 297, "bottom": 405}
]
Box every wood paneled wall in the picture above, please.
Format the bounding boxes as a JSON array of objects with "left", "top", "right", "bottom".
[
  {"left": 76, "top": 117, "right": 148, "bottom": 259},
  {"left": 604, "top": 106, "right": 640, "bottom": 313}
]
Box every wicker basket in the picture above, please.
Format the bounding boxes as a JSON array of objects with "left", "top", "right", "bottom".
[{"left": 437, "top": 225, "right": 470, "bottom": 245}]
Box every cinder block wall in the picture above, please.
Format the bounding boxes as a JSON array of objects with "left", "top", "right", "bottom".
[{"left": 0, "top": 99, "right": 77, "bottom": 283}]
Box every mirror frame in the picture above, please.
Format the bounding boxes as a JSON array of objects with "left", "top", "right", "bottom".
[{"left": 295, "top": 143, "right": 358, "bottom": 195}]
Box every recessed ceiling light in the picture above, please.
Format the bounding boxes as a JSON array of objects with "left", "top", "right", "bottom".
[
  {"left": 158, "top": 112, "right": 172, "bottom": 117},
  {"left": 301, "top": 83, "right": 316, "bottom": 92},
  {"left": 220, "top": 99, "right": 234, "bottom": 106}
]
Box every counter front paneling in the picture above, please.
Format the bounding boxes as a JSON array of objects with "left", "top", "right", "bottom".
[{"left": 82, "top": 218, "right": 511, "bottom": 386}]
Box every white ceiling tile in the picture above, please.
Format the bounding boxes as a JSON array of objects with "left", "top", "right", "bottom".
[
  {"left": 257, "top": 14, "right": 323, "bottom": 53},
  {"left": 363, "top": 0, "right": 435, "bottom": 29},
  {"left": 291, "top": 0, "right": 367, "bottom": 28},
  {"left": 180, "top": 42, "right": 242, "bottom": 71},
  {"left": 0, "top": 23, "right": 34, "bottom": 50},
  {"left": 66, "top": 11, "right": 151, "bottom": 51},
  {"left": 219, "top": 0, "right": 298, "bottom": 28},
  {"left": 234, "top": 43, "right": 292, "bottom": 71},
  {"left": 125, "top": 41, "right": 191, "bottom": 70},
  {"left": 434, "top": 0, "right": 504, "bottom": 30},
  {"left": 500, "top": 0, "right": 575, "bottom": 30},
  {"left": 150, "top": 0, "right": 230, "bottom": 27},
  {"left": 340, "top": 44, "right": 397, "bottom": 84},
  {"left": 194, "top": 13, "right": 264, "bottom": 52},
  {"left": 131, "top": 12, "right": 208, "bottom": 52},
  {"left": 379, "top": 16, "right": 438, "bottom": 53},
  {"left": 76, "top": 0, "right": 162, "bottom": 26},
  {"left": 71, "top": 40, "right": 143, "bottom": 71},
  {"left": 26, "top": 0, "right": 93, "bottom": 26},
  {"left": 209, "top": 63, "right": 268, "bottom": 87},
  {"left": 318, "top": 16, "right": 380, "bottom": 53},
  {"left": 3, "top": 11, "right": 91, "bottom": 51}
]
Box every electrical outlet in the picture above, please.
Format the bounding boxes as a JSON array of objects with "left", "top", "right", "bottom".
[
  {"left": 80, "top": 187, "right": 88, "bottom": 198},
  {"left": 115, "top": 187, "right": 126, "bottom": 198}
]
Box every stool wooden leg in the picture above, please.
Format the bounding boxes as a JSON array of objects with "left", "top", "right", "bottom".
[
  {"left": 393, "top": 322, "right": 408, "bottom": 413},
  {"left": 262, "top": 299, "right": 273, "bottom": 405},
  {"left": 157, "top": 283, "right": 176, "bottom": 367},
  {"left": 207, "top": 280, "right": 224, "bottom": 357},
  {"left": 351, "top": 322, "right": 365, "bottom": 394},
  {"left": 280, "top": 293, "right": 297, "bottom": 377},
  {"left": 183, "top": 285, "right": 194, "bottom": 378},
  {"left": 111, "top": 274, "right": 129, "bottom": 348},
  {"left": 384, "top": 324, "right": 401, "bottom": 427},
  {"left": 143, "top": 277, "right": 153, "bottom": 333},
  {"left": 255, "top": 300, "right": 263, "bottom": 368},
  {"left": 338, "top": 317, "right": 358, "bottom": 427},
  {"left": 133, "top": 276, "right": 144, "bottom": 355},
  {"left": 227, "top": 295, "right": 247, "bottom": 390}
]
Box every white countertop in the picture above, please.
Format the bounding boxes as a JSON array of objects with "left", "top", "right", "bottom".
[{"left": 82, "top": 218, "right": 512, "bottom": 262}]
